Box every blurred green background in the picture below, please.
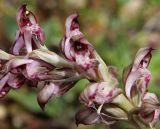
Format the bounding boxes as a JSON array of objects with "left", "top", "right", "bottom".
[{"left": 0, "top": 0, "right": 160, "bottom": 129}]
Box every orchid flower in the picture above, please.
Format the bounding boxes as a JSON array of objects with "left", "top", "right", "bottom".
[
  {"left": 60, "top": 14, "right": 98, "bottom": 80},
  {"left": 60, "top": 14, "right": 112, "bottom": 81},
  {"left": 0, "top": 50, "right": 33, "bottom": 97},
  {"left": 122, "top": 47, "right": 160, "bottom": 128},
  {"left": 0, "top": 72, "right": 25, "bottom": 98},
  {"left": 79, "top": 81, "right": 121, "bottom": 107},
  {"left": 139, "top": 92, "right": 160, "bottom": 126},
  {"left": 123, "top": 47, "right": 153, "bottom": 106},
  {"left": 11, "top": 4, "right": 45, "bottom": 55},
  {"left": 76, "top": 81, "right": 124, "bottom": 125},
  {"left": 37, "top": 67, "right": 84, "bottom": 110}
]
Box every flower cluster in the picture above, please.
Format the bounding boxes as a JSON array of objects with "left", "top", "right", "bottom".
[
  {"left": 123, "top": 48, "right": 160, "bottom": 128},
  {"left": 0, "top": 5, "right": 160, "bottom": 129},
  {"left": 0, "top": 5, "right": 81, "bottom": 110}
]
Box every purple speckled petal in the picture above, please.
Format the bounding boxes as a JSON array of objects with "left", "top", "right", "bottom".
[
  {"left": 139, "top": 92, "right": 160, "bottom": 124},
  {"left": 123, "top": 47, "right": 153, "bottom": 103},
  {"left": 37, "top": 82, "right": 59, "bottom": 110},
  {"left": 65, "top": 13, "right": 80, "bottom": 37},
  {"left": 4, "top": 58, "right": 33, "bottom": 73},
  {"left": 11, "top": 32, "right": 25, "bottom": 55},
  {"left": 14, "top": 5, "right": 45, "bottom": 55},
  {"left": 0, "top": 73, "right": 10, "bottom": 92},
  {"left": 132, "top": 47, "right": 153, "bottom": 72},
  {"left": 80, "top": 82, "right": 121, "bottom": 106},
  {"left": 7, "top": 73, "right": 25, "bottom": 89},
  {"left": 75, "top": 107, "right": 100, "bottom": 126}
]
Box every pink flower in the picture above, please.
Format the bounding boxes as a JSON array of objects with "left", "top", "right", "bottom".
[
  {"left": 75, "top": 105, "right": 128, "bottom": 126},
  {"left": 36, "top": 68, "right": 83, "bottom": 110},
  {"left": 60, "top": 14, "right": 102, "bottom": 81},
  {"left": 123, "top": 47, "right": 153, "bottom": 106},
  {"left": 61, "top": 14, "right": 94, "bottom": 66},
  {"left": 0, "top": 73, "right": 25, "bottom": 98},
  {"left": 11, "top": 4, "right": 45, "bottom": 55},
  {"left": 75, "top": 81, "right": 123, "bottom": 126},
  {"left": 0, "top": 52, "right": 33, "bottom": 97},
  {"left": 79, "top": 82, "right": 121, "bottom": 107},
  {"left": 139, "top": 93, "right": 160, "bottom": 124}
]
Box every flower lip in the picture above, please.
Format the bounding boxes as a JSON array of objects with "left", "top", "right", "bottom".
[
  {"left": 71, "top": 38, "right": 93, "bottom": 57},
  {"left": 71, "top": 35, "right": 94, "bottom": 52},
  {"left": 73, "top": 40, "right": 87, "bottom": 52}
]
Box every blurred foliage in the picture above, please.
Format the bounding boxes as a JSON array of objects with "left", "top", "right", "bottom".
[{"left": 1, "top": 0, "right": 160, "bottom": 129}]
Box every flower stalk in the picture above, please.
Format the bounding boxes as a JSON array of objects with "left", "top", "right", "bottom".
[{"left": 0, "top": 5, "right": 160, "bottom": 129}]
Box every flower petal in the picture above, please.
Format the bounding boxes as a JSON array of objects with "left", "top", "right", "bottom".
[
  {"left": 24, "top": 60, "right": 50, "bottom": 80},
  {"left": 80, "top": 82, "right": 121, "bottom": 106},
  {"left": 0, "top": 73, "right": 10, "bottom": 92},
  {"left": 124, "top": 47, "right": 153, "bottom": 102},
  {"left": 4, "top": 58, "right": 33, "bottom": 73},
  {"left": 139, "top": 93, "right": 160, "bottom": 124},
  {"left": 75, "top": 107, "right": 100, "bottom": 126},
  {"left": 10, "top": 32, "right": 25, "bottom": 55},
  {"left": 143, "top": 92, "right": 159, "bottom": 104},
  {"left": 0, "top": 85, "right": 10, "bottom": 98},
  {"left": 65, "top": 13, "right": 80, "bottom": 37},
  {"left": 132, "top": 47, "right": 153, "bottom": 72},
  {"left": 125, "top": 68, "right": 151, "bottom": 102},
  {"left": 37, "top": 78, "right": 78, "bottom": 110},
  {"left": 7, "top": 73, "right": 25, "bottom": 89},
  {"left": 23, "top": 31, "right": 32, "bottom": 53},
  {"left": 37, "top": 82, "right": 59, "bottom": 110}
]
